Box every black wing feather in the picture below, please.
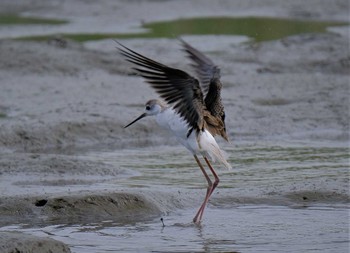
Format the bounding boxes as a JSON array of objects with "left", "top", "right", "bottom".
[
  {"left": 180, "top": 39, "right": 226, "bottom": 120},
  {"left": 180, "top": 38, "right": 221, "bottom": 94},
  {"left": 117, "top": 41, "right": 205, "bottom": 131}
]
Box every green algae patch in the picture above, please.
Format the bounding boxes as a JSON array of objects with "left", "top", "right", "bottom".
[
  {"left": 145, "top": 17, "right": 348, "bottom": 42},
  {"left": 14, "top": 16, "right": 348, "bottom": 42},
  {"left": 0, "top": 14, "right": 67, "bottom": 25}
]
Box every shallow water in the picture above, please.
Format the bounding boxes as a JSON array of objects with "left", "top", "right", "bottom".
[
  {"left": 77, "top": 142, "right": 350, "bottom": 206},
  {"left": 1, "top": 141, "right": 349, "bottom": 252},
  {"left": 2, "top": 205, "right": 348, "bottom": 253}
]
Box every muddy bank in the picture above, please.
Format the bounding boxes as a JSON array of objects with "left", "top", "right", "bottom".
[
  {"left": 0, "top": 232, "right": 71, "bottom": 253},
  {"left": 0, "top": 192, "right": 162, "bottom": 227}
]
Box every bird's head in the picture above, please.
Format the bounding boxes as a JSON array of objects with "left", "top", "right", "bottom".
[{"left": 124, "top": 99, "right": 166, "bottom": 128}]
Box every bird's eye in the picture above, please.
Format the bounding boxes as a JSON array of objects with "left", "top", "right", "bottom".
[{"left": 146, "top": 105, "right": 151, "bottom": 110}]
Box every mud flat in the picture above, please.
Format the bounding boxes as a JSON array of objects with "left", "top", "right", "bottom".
[{"left": 0, "top": 0, "right": 349, "bottom": 252}]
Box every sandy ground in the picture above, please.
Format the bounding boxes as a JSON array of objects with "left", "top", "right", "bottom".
[{"left": 0, "top": 0, "right": 349, "bottom": 252}]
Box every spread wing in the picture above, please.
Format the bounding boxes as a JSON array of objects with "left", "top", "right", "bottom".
[
  {"left": 180, "top": 38, "right": 221, "bottom": 94},
  {"left": 181, "top": 39, "right": 228, "bottom": 140},
  {"left": 117, "top": 41, "right": 205, "bottom": 132}
]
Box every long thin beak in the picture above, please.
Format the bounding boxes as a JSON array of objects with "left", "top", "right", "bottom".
[{"left": 124, "top": 113, "right": 147, "bottom": 128}]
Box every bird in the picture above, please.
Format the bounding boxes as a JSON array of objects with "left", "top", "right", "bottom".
[{"left": 119, "top": 39, "right": 231, "bottom": 223}]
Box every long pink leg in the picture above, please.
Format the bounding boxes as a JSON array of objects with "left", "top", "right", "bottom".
[
  {"left": 198, "top": 157, "right": 220, "bottom": 221},
  {"left": 204, "top": 157, "right": 220, "bottom": 197},
  {"left": 192, "top": 155, "right": 213, "bottom": 223},
  {"left": 194, "top": 157, "right": 220, "bottom": 222}
]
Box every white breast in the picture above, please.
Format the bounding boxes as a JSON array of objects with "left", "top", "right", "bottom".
[
  {"left": 155, "top": 108, "right": 199, "bottom": 153},
  {"left": 155, "top": 107, "right": 231, "bottom": 169},
  {"left": 155, "top": 108, "right": 188, "bottom": 138}
]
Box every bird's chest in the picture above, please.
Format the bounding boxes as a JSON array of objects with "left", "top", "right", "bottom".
[
  {"left": 155, "top": 109, "right": 189, "bottom": 138},
  {"left": 155, "top": 109, "right": 203, "bottom": 154}
]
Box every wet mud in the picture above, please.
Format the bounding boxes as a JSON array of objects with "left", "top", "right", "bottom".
[{"left": 0, "top": 0, "right": 349, "bottom": 252}]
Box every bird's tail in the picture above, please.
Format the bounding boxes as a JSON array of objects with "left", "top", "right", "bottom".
[{"left": 199, "top": 131, "right": 232, "bottom": 170}]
